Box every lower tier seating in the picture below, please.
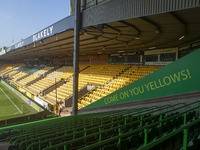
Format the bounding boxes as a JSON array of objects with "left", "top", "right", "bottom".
[{"left": 0, "top": 100, "right": 199, "bottom": 150}]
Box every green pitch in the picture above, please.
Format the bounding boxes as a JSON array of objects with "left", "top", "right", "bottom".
[{"left": 0, "top": 82, "right": 37, "bottom": 121}]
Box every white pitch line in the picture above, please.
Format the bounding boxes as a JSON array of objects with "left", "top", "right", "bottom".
[
  {"left": 0, "top": 111, "right": 20, "bottom": 117},
  {"left": 0, "top": 87, "right": 22, "bottom": 114}
]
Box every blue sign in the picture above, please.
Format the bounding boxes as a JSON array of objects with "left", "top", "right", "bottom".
[{"left": 7, "top": 15, "right": 75, "bottom": 52}]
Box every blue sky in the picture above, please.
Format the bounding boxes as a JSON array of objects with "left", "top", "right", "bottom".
[{"left": 0, "top": 0, "right": 70, "bottom": 48}]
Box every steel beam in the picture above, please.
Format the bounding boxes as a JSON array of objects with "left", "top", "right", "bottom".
[{"left": 72, "top": 0, "right": 81, "bottom": 115}]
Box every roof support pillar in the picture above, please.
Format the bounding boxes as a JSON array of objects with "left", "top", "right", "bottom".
[{"left": 72, "top": 0, "right": 80, "bottom": 115}]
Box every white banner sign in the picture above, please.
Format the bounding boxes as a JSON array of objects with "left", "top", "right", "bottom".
[{"left": 34, "top": 96, "right": 49, "bottom": 109}]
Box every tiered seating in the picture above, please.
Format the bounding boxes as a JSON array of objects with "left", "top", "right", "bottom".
[
  {"left": 46, "top": 65, "right": 89, "bottom": 102},
  {"left": 17, "top": 74, "right": 38, "bottom": 86},
  {"left": 17, "top": 66, "right": 54, "bottom": 86},
  {"left": 16, "top": 65, "right": 44, "bottom": 74},
  {"left": 45, "top": 64, "right": 127, "bottom": 103},
  {"left": 79, "top": 64, "right": 128, "bottom": 86},
  {"left": 10, "top": 65, "right": 46, "bottom": 82},
  {"left": 28, "top": 78, "right": 55, "bottom": 94},
  {"left": 55, "top": 64, "right": 89, "bottom": 81},
  {"left": 46, "top": 79, "right": 86, "bottom": 102},
  {"left": 78, "top": 65, "right": 162, "bottom": 109},
  {"left": 27, "top": 66, "right": 73, "bottom": 94},
  {"left": 10, "top": 72, "right": 27, "bottom": 82},
  {"left": 32, "top": 66, "right": 54, "bottom": 76},
  {"left": 46, "top": 66, "right": 72, "bottom": 79},
  {"left": 0, "top": 64, "right": 20, "bottom": 76},
  {"left": 55, "top": 67, "right": 74, "bottom": 81},
  {"left": 4, "top": 70, "right": 17, "bottom": 77},
  {"left": 2, "top": 65, "right": 23, "bottom": 78},
  {"left": 0, "top": 64, "right": 14, "bottom": 72},
  {"left": 1, "top": 101, "right": 199, "bottom": 150},
  {"left": 118, "top": 65, "right": 162, "bottom": 84}
]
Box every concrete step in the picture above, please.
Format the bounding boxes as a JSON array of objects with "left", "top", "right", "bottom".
[{"left": 0, "top": 142, "right": 11, "bottom": 150}]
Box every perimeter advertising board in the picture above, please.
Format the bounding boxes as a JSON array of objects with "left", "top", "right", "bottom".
[{"left": 34, "top": 96, "right": 50, "bottom": 110}]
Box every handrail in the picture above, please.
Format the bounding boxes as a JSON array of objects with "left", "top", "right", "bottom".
[
  {"left": 27, "top": 104, "right": 181, "bottom": 149},
  {"left": 4, "top": 106, "right": 143, "bottom": 141},
  {"left": 41, "top": 101, "right": 200, "bottom": 150},
  {"left": 3, "top": 100, "right": 199, "bottom": 150},
  {"left": 17, "top": 105, "right": 164, "bottom": 148},
  {"left": 20, "top": 105, "right": 168, "bottom": 149},
  {"left": 138, "top": 118, "right": 200, "bottom": 150},
  {"left": 78, "top": 102, "right": 200, "bottom": 150}
]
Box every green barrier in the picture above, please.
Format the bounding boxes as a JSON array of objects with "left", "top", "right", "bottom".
[{"left": 82, "top": 48, "right": 200, "bottom": 110}]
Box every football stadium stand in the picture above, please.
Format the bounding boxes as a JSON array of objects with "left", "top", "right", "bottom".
[
  {"left": 0, "top": 1, "right": 200, "bottom": 149},
  {"left": 0, "top": 64, "right": 22, "bottom": 77},
  {"left": 0, "top": 63, "right": 162, "bottom": 111},
  {"left": 78, "top": 65, "right": 162, "bottom": 109},
  {"left": 17, "top": 66, "right": 55, "bottom": 87}
]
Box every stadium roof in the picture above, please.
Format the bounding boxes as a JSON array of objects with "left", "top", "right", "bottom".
[{"left": 1, "top": 6, "right": 200, "bottom": 60}]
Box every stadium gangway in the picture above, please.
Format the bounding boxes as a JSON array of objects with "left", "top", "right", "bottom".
[
  {"left": 32, "top": 101, "right": 200, "bottom": 150},
  {"left": 22, "top": 102, "right": 193, "bottom": 150}
]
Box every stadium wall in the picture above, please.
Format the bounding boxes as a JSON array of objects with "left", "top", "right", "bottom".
[
  {"left": 82, "top": 48, "right": 200, "bottom": 110},
  {"left": 1, "top": 80, "right": 44, "bottom": 112},
  {"left": 53, "top": 54, "right": 108, "bottom": 65}
]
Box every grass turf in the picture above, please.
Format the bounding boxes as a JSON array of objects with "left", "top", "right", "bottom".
[{"left": 0, "top": 82, "right": 37, "bottom": 121}]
